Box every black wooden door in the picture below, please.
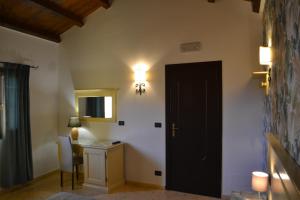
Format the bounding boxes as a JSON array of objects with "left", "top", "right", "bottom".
[{"left": 165, "top": 61, "right": 222, "bottom": 198}]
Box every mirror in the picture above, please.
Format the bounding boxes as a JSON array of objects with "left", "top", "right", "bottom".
[
  {"left": 78, "top": 97, "right": 112, "bottom": 118},
  {"left": 75, "top": 89, "right": 117, "bottom": 122}
]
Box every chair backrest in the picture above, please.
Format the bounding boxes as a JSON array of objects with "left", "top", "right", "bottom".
[{"left": 57, "top": 136, "right": 73, "bottom": 173}]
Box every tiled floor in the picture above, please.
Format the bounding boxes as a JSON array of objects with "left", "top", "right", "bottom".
[
  {"left": 0, "top": 171, "right": 221, "bottom": 200},
  {"left": 0, "top": 171, "right": 104, "bottom": 200},
  {"left": 93, "top": 190, "right": 220, "bottom": 200}
]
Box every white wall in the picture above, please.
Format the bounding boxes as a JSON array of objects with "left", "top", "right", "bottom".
[
  {"left": 0, "top": 27, "right": 60, "bottom": 178},
  {"left": 59, "top": 0, "right": 265, "bottom": 195}
]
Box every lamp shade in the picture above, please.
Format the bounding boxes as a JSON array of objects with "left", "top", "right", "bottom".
[
  {"left": 259, "top": 46, "right": 272, "bottom": 65},
  {"left": 133, "top": 63, "right": 147, "bottom": 83},
  {"left": 271, "top": 172, "right": 290, "bottom": 194},
  {"left": 252, "top": 171, "right": 269, "bottom": 192},
  {"left": 271, "top": 173, "right": 283, "bottom": 194},
  {"left": 67, "top": 116, "right": 81, "bottom": 128}
]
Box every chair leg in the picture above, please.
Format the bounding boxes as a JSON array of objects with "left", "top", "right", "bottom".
[
  {"left": 76, "top": 165, "right": 79, "bottom": 182},
  {"left": 72, "top": 166, "right": 74, "bottom": 190},
  {"left": 60, "top": 171, "right": 63, "bottom": 187}
]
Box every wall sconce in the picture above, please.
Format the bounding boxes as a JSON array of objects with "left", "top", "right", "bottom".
[
  {"left": 253, "top": 46, "right": 273, "bottom": 95},
  {"left": 134, "top": 63, "right": 147, "bottom": 95},
  {"left": 259, "top": 46, "right": 272, "bottom": 65}
]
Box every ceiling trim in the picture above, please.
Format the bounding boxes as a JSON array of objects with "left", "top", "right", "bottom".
[{"left": 29, "top": 0, "right": 84, "bottom": 27}]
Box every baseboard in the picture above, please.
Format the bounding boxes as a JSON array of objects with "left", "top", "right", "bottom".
[
  {"left": 108, "top": 180, "right": 125, "bottom": 192},
  {"left": 33, "top": 169, "right": 59, "bottom": 181},
  {"left": 126, "top": 180, "right": 164, "bottom": 190}
]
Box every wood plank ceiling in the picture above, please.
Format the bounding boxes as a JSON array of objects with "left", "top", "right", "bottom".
[
  {"left": 0, "top": 0, "right": 260, "bottom": 43},
  {"left": 0, "top": 0, "right": 111, "bottom": 43}
]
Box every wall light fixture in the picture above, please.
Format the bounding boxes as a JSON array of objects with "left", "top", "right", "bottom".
[
  {"left": 134, "top": 63, "right": 147, "bottom": 95},
  {"left": 253, "top": 46, "right": 273, "bottom": 95},
  {"left": 259, "top": 46, "right": 272, "bottom": 65}
]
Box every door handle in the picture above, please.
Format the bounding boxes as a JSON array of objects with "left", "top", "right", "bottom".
[{"left": 171, "top": 123, "right": 179, "bottom": 137}]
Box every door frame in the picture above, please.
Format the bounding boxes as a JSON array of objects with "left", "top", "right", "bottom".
[{"left": 165, "top": 61, "right": 223, "bottom": 196}]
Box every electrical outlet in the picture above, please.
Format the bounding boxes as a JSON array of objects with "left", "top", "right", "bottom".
[
  {"left": 154, "top": 122, "right": 162, "bottom": 128},
  {"left": 118, "top": 121, "right": 125, "bottom": 126},
  {"left": 154, "top": 170, "right": 162, "bottom": 176}
]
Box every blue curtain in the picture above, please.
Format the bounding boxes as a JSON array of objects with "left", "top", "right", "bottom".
[{"left": 0, "top": 62, "right": 33, "bottom": 188}]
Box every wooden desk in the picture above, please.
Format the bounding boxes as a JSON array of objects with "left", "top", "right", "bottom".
[{"left": 73, "top": 140, "right": 124, "bottom": 193}]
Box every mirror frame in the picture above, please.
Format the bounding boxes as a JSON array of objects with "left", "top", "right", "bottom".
[{"left": 75, "top": 89, "right": 117, "bottom": 122}]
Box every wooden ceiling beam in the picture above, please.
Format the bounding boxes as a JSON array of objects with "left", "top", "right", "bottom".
[
  {"left": 0, "top": 16, "right": 61, "bottom": 43},
  {"left": 98, "top": 0, "right": 112, "bottom": 9},
  {"left": 251, "top": 0, "right": 261, "bottom": 13},
  {"left": 245, "top": 0, "right": 261, "bottom": 13},
  {"left": 28, "top": 0, "right": 84, "bottom": 27}
]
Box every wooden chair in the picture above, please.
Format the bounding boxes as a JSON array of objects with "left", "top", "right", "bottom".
[{"left": 57, "top": 136, "right": 83, "bottom": 190}]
